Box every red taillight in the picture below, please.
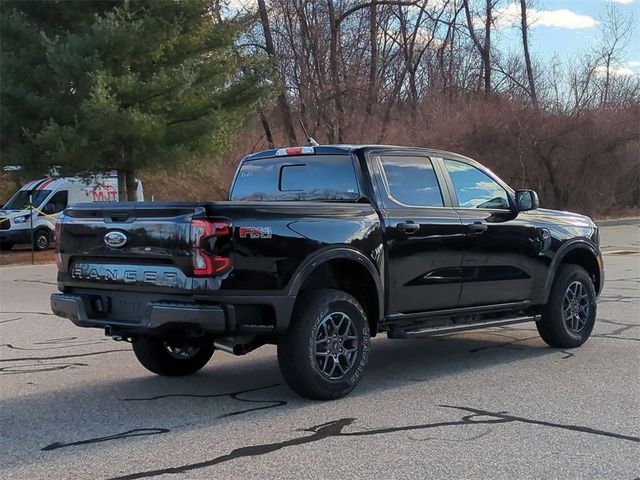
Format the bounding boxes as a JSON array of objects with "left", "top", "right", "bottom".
[
  {"left": 55, "top": 216, "right": 65, "bottom": 272},
  {"left": 190, "top": 219, "right": 232, "bottom": 276}
]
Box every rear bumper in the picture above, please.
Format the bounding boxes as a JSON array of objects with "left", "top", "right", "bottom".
[
  {"left": 50, "top": 290, "right": 295, "bottom": 336},
  {"left": 51, "top": 293, "right": 228, "bottom": 334}
]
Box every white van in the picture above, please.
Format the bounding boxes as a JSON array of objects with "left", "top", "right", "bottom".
[{"left": 0, "top": 174, "right": 144, "bottom": 251}]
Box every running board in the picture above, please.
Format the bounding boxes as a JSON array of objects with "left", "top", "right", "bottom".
[{"left": 388, "top": 315, "right": 540, "bottom": 339}]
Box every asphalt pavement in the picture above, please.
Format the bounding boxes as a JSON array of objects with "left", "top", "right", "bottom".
[{"left": 1, "top": 224, "right": 638, "bottom": 479}]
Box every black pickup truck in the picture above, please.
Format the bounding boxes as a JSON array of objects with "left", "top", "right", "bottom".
[{"left": 51, "top": 145, "right": 603, "bottom": 399}]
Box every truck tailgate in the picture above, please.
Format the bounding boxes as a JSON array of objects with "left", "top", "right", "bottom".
[{"left": 58, "top": 202, "right": 201, "bottom": 294}]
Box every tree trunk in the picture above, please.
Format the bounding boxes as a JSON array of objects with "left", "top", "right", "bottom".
[
  {"left": 463, "top": 0, "right": 492, "bottom": 94},
  {"left": 296, "top": 3, "right": 334, "bottom": 141},
  {"left": 365, "top": 4, "right": 378, "bottom": 116},
  {"left": 259, "top": 109, "right": 274, "bottom": 149},
  {"left": 603, "top": 54, "right": 612, "bottom": 106},
  {"left": 483, "top": 0, "right": 492, "bottom": 95},
  {"left": 125, "top": 169, "right": 137, "bottom": 201},
  {"left": 117, "top": 171, "right": 127, "bottom": 201},
  {"left": 520, "top": 0, "right": 539, "bottom": 109},
  {"left": 327, "top": 0, "right": 345, "bottom": 143},
  {"left": 257, "top": 0, "right": 298, "bottom": 146}
]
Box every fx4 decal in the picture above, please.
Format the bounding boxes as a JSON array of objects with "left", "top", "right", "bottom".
[{"left": 239, "top": 226, "right": 273, "bottom": 239}]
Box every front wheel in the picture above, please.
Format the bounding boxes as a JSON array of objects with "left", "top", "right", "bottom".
[
  {"left": 537, "top": 264, "right": 597, "bottom": 348},
  {"left": 278, "top": 289, "right": 371, "bottom": 400},
  {"left": 132, "top": 336, "right": 215, "bottom": 376},
  {"left": 33, "top": 229, "right": 51, "bottom": 251}
]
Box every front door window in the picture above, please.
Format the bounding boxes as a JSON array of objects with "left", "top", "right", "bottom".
[
  {"left": 42, "top": 191, "right": 68, "bottom": 215},
  {"left": 444, "top": 159, "right": 510, "bottom": 210}
]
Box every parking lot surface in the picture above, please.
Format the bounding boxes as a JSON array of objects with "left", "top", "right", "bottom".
[{"left": 1, "top": 224, "right": 638, "bottom": 479}]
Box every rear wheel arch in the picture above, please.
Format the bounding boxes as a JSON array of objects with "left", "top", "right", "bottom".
[{"left": 287, "top": 248, "right": 383, "bottom": 336}]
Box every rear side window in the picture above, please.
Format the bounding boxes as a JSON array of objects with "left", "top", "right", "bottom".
[
  {"left": 379, "top": 155, "right": 443, "bottom": 207},
  {"left": 231, "top": 155, "right": 360, "bottom": 201}
]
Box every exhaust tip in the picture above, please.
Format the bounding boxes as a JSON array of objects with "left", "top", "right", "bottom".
[{"left": 214, "top": 336, "right": 263, "bottom": 356}]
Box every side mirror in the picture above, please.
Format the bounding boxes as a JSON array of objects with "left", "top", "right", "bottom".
[{"left": 515, "top": 189, "right": 539, "bottom": 212}]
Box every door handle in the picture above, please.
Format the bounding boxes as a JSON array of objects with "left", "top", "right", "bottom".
[
  {"left": 397, "top": 221, "right": 420, "bottom": 234},
  {"left": 467, "top": 222, "right": 488, "bottom": 234}
]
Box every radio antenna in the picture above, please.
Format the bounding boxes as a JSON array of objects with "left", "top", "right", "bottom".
[{"left": 299, "top": 119, "right": 319, "bottom": 147}]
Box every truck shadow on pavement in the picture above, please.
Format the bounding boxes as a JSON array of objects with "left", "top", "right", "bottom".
[{"left": 1, "top": 328, "right": 606, "bottom": 455}]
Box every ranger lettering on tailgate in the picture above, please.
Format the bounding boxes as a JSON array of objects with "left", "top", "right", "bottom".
[{"left": 71, "top": 263, "right": 182, "bottom": 288}]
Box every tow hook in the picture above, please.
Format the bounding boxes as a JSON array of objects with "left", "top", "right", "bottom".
[
  {"left": 105, "top": 326, "right": 134, "bottom": 343},
  {"left": 111, "top": 335, "right": 134, "bottom": 343}
]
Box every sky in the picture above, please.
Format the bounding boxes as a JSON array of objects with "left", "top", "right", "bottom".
[{"left": 494, "top": 0, "right": 639, "bottom": 76}]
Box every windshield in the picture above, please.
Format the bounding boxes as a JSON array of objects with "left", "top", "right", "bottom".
[{"left": 3, "top": 190, "right": 51, "bottom": 210}]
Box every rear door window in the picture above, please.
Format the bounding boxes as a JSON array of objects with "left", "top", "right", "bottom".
[
  {"left": 379, "top": 155, "right": 444, "bottom": 207},
  {"left": 231, "top": 155, "right": 360, "bottom": 201}
]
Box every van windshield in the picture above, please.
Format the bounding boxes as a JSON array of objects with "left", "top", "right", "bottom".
[{"left": 3, "top": 190, "right": 51, "bottom": 210}]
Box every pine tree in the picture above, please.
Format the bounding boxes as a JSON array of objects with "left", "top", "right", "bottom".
[{"left": 1, "top": 1, "right": 267, "bottom": 199}]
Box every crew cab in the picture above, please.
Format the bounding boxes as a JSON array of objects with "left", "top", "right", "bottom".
[{"left": 50, "top": 145, "right": 604, "bottom": 400}]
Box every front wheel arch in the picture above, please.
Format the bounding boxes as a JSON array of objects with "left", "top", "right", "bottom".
[{"left": 543, "top": 242, "right": 602, "bottom": 302}]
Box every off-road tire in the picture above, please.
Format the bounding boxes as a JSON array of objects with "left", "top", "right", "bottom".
[
  {"left": 278, "top": 289, "right": 371, "bottom": 400},
  {"left": 537, "top": 264, "right": 597, "bottom": 348},
  {"left": 132, "top": 336, "right": 214, "bottom": 376}
]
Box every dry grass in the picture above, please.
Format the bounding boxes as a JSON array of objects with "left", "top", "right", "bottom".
[
  {"left": 140, "top": 97, "right": 640, "bottom": 217},
  {"left": 2, "top": 96, "right": 638, "bottom": 217},
  {"left": 0, "top": 172, "right": 18, "bottom": 205}
]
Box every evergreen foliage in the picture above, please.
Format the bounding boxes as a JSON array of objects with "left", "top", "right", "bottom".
[{"left": 0, "top": 0, "right": 267, "bottom": 198}]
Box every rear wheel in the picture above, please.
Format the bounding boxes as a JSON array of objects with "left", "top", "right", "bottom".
[
  {"left": 537, "top": 264, "right": 597, "bottom": 348},
  {"left": 277, "top": 289, "right": 370, "bottom": 400},
  {"left": 0, "top": 242, "right": 13, "bottom": 251},
  {"left": 132, "top": 336, "right": 215, "bottom": 376},
  {"left": 33, "top": 229, "right": 51, "bottom": 251}
]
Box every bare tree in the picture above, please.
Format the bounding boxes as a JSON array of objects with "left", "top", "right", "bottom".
[
  {"left": 519, "top": 0, "right": 538, "bottom": 109},
  {"left": 463, "top": 0, "right": 495, "bottom": 94},
  {"left": 595, "top": 3, "right": 634, "bottom": 106},
  {"left": 257, "top": 0, "right": 298, "bottom": 145},
  {"left": 366, "top": 3, "right": 378, "bottom": 116}
]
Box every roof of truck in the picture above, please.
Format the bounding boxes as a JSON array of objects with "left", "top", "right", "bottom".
[{"left": 243, "top": 144, "right": 474, "bottom": 162}]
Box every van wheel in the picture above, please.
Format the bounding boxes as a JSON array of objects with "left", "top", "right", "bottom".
[
  {"left": 537, "top": 264, "right": 597, "bottom": 348},
  {"left": 277, "top": 289, "right": 370, "bottom": 400},
  {"left": 0, "top": 242, "right": 13, "bottom": 251},
  {"left": 132, "top": 336, "right": 215, "bottom": 376},
  {"left": 33, "top": 229, "right": 51, "bottom": 251}
]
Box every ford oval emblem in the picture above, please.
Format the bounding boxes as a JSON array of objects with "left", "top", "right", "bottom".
[{"left": 104, "top": 231, "right": 127, "bottom": 248}]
